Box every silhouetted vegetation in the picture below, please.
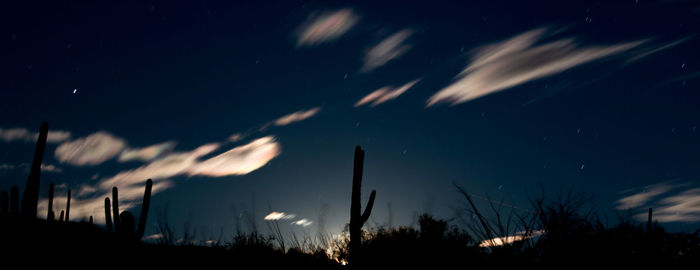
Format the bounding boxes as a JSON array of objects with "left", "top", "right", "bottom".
[{"left": 1, "top": 124, "right": 698, "bottom": 267}]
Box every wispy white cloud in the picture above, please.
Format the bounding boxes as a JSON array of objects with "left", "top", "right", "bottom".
[
  {"left": 616, "top": 182, "right": 700, "bottom": 223},
  {"left": 187, "top": 137, "right": 281, "bottom": 177},
  {"left": 295, "top": 9, "right": 358, "bottom": 47},
  {"left": 355, "top": 79, "right": 420, "bottom": 107},
  {"left": 273, "top": 107, "right": 322, "bottom": 126},
  {"left": 54, "top": 137, "right": 280, "bottom": 223},
  {"left": 228, "top": 133, "right": 245, "bottom": 142},
  {"left": 40, "top": 164, "right": 63, "bottom": 173},
  {"left": 292, "top": 218, "right": 313, "bottom": 227},
  {"left": 479, "top": 230, "right": 544, "bottom": 248},
  {"left": 0, "top": 163, "right": 16, "bottom": 170},
  {"left": 55, "top": 132, "right": 127, "bottom": 166},
  {"left": 362, "top": 29, "right": 413, "bottom": 72},
  {"left": 118, "top": 141, "right": 176, "bottom": 162},
  {"left": 426, "top": 27, "right": 686, "bottom": 106},
  {"left": 0, "top": 127, "right": 71, "bottom": 143},
  {"left": 264, "top": 211, "right": 297, "bottom": 220}
]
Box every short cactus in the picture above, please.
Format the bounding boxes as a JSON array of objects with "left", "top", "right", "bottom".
[
  {"left": 104, "top": 198, "right": 113, "bottom": 232},
  {"left": 65, "top": 189, "right": 71, "bottom": 222},
  {"left": 47, "top": 183, "right": 55, "bottom": 221}
]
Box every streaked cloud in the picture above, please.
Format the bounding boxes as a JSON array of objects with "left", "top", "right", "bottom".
[
  {"left": 0, "top": 163, "right": 16, "bottom": 170},
  {"left": 40, "top": 164, "right": 63, "bottom": 173},
  {"left": 228, "top": 133, "right": 245, "bottom": 142},
  {"left": 292, "top": 218, "right": 313, "bottom": 227},
  {"left": 361, "top": 29, "right": 413, "bottom": 72},
  {"left": 264, "top": 211, "right": 297, "bottom": 220},
  {"left": 118, "top": 141, "right": 176, "bottom": 162},
  {"left": 55, "top": 131, "right": 127, "bottom": 166},
  {"left": 273, "top": 107, "right": 321, "bottom": 126},
  {"left": 144, "top": 233, "right": 164, "bottom": 240},
  {"left": 97, "top": 143, "right": 221, "bottom": 190},
  {"left": 0, "top": 127, "right": 71, "bottom": 143},
  {"left": 479, "top": 230, "right": 544, "bottom": 248},
  {"left": 616, "top": 182, "right": 700, "bottom": 223},
  {"left": 187, "top": 136, "right": 281, "bottom": 177},
  {"left": 426, "top": 27, "right": 685, "bottom": 106},
  {"left": 295, "top": 9, "right": 358, "bottom": 47},
  {"left": 355, "top": 79, "right": 420, "bottom": 107}
]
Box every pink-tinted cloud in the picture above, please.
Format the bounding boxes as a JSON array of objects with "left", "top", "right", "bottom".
[
  {"left": 362, "top": 29, "right": 413, "bottom": 72},
  {"left": 187, "top": 136, "right": 281, "bottom": 177},
  {"left": 426, "top": 28, "right": 684, "bottom": 106},
  {"left": 264, "top": 211, "right": 297, "bottom": 220},
  {"left": 295, "top": 9, "right": 359, "bottom": 47},
  {"left": 39, "top": 135, "right": 280, "bottom": 222},
  {"left": 273, "top": 107, "right": 321, "bottom": 126},
  {"left": 54, "top": 131, "right": 127, "bottom": 166},
  {"left": 355, "top": 79, "right": 420, "bottom": 107}
]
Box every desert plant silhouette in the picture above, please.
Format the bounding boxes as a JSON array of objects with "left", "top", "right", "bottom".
[
  {"left": 104, "top": 179, "right": 153, "bottom": 240},
  {"left": 348, "top": 145, "right": 376, "bottom": 268}
]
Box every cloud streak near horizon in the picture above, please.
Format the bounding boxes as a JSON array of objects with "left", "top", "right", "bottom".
[
  {"left": 426, "top": 28, "right": 686, "bottom": 106},
  {"left": 616, "top": 182, "right": 700, "bottom": 223},
  {"left": 0, "top": 127, "right": 71, "bottom": 143},
  {"left": 38, "top": 131, "right": 281, "bottom": 223}
]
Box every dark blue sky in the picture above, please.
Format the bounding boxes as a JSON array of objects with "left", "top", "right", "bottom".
[{"left": 1, "top": 0, "right": 699, "bottom": 241}]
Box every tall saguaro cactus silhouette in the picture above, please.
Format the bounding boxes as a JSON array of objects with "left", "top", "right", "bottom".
[
  {"left": 21, "top": 122, "right": 48, "bottom": 218},
  {"left": 349, "top": 146, "right": 376, "bottom": 267}
]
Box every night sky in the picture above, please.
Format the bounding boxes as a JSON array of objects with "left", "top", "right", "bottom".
[{"left": 2, "top": 0, "right": 700, "bottom": 242}]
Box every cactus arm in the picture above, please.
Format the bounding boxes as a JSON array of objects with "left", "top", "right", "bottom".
[
  {"left": 360, "top": 190, "right": 376, "bottom": 225},
  {"left": 136, "top": 179, "right": 153, "bottom": 239},
  {"left": 104, "top": 198, "right": 113, "bottom": 232},
  {"left": 112, "top": 187, "right": 120, "bottom": 232}
]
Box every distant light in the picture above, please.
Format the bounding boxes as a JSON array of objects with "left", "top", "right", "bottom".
[{"left": 73, "top": 89, "right": 77, "bottom": 94}]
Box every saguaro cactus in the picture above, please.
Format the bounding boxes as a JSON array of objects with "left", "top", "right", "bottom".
[
  {"left": 65, "top": 189, "right": 71, "bottom": 222},
  {"left": 21, "top": 122, "right": 48, "bottom": 218},
  {"left": 104, "top": 198, "right": 113, "bottom": 232},
  {"left": 349, "top": 146, "right": 376, "bottom": 267},
  {"left": 47, "top": 183, "right": 55, "bottom": 221},
  {"left": 112, "top": 187, "right": 120, "bottom": 233},
  {"left": 104, "top": 179, "right": 153, "bottom": 240},
  {"left": 136, "top": 178, "right": 153, "bottom": 239},
  {"left": 59, "top": 210, "right": 64, "bottom": 222}
]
